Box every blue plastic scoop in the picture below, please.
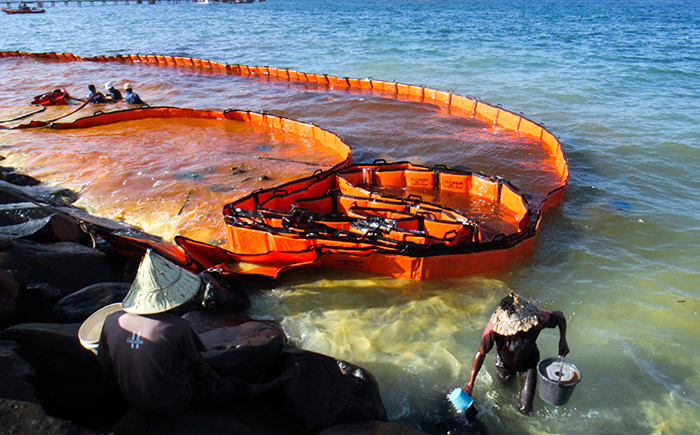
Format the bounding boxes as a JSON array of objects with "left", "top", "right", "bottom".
[{"left": 448, "top": 388, "right": 474, "bottom": 412}]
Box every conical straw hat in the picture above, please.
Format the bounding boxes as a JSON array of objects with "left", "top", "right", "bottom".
[
  {"left": 489, "top": 292, "right": 539, "bottom": 336},
  {"left": 122, "top": 249, "right": 202, "bottom": 315}
]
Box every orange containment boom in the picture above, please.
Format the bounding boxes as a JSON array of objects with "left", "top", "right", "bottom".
[
  {"left": 223, "top": 162, "right": 538, "bottom": 279},
  {"left": 0, "top": 50, "right": 568, "bottom": 212},
  {"left": 9, "top": 104, "right": 351, "bottom": 164},
  {"left": 0, "top": 51, "right": 570, "bottom": 279},
  {"left": 101, "top": 233, "right": 321, "bottom": 279}
]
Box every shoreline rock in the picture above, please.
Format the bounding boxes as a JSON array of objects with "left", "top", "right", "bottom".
[{"left": 0, "top": 166, "right": 429, "bottom": 435}]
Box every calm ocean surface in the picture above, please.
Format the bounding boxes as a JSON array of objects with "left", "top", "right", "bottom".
[{"left": 3, "top": 0, "right": 700, "bottom": 433}]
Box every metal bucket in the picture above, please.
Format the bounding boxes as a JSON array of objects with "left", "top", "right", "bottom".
[{"left": 537, "top": 357, "right": 581, "bottom": 406}]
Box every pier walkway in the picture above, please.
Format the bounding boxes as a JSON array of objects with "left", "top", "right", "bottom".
[{"left": 4, "top": 0, "right": 261, "bottom": 7}]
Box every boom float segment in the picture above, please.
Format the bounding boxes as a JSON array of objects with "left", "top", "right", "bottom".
[{"left": 8, "top": 106, "right": 352, "bottom": 167}]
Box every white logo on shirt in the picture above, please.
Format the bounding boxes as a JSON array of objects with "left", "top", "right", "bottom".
[{"left": 127, "top": 331, "right": 143, "bottom": 349}]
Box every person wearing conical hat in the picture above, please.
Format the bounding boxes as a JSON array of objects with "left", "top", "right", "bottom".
[
  {"left": 460, "top": 292, "right": 570, "bottom": 414},
  {"left": 96, "top": 249, "right": 295, "bottom": 416}
]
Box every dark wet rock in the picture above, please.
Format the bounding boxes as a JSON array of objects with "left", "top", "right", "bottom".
[
  {"left": 50, "top": 187, "right": 79, "bottom": 204},
  {"left": 0, "top": 215, "right": 53, "bottom": 238},
  {"left": 50, "top": 282, "right": 131, "bottom": 323},
  {"left": 0, "top": 399, "right": 109, "bottom": 435},
  {"left": 317, "top": 420, "right": 429, "bottom": 435},
  {"left": 0, "top": 170, "right": 41, "bottom": 187},
  {"left": 0, "top": 213, "right": 83, "bottom": 243},
  {"left": 0, "top": 177, "right": 152, "bottom": 240},
  {"left": 0, "top": 239, "right": 122, "bottom": 295},
  {"left": 44, "top": 214, "right": 83, "bottom": 242},
  {"left": 0, "top": 339, "right": 35, "bottom": 402},
  {"left": 0, "top": 236, "right": 13, "bottom": 249},
  {"left": 0, "top": 190, "right": 20, "bottom": 205},
  {"left": 0, "top": 178, "right": 67, "bottom": 208},
  {"left": 0, "top": 270, "right": 20, "bottom": 329},
  {"left": 111, "top": 400, "right": 306, "bottom": 435},
  {"left": 200, "top": 321, "right": 287, "bottom": 381},
  {"left": 0, "top": 341, "right": 104, "bottom": 435},
  {"left": 0, "top": 323, "right": 129, "bottom": 429},
  {"left": 0, "top": 202, "right": 52, "bottom": 226},
  {"left": 280, "top": 349, "right": 388, "bottom": 432},
  {"left": 16, "top": 283, "right": 62, "bottom": 324},
  {"left": 57, "top": 205, "right": 156, "bottom": 239},
  {"left": 182, "top": 310, "right": 254, "bottom": 334},
  {"left": 200, "top": 271, "right": 251, "bottom": 312}
]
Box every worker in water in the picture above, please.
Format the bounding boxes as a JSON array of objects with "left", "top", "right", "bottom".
[
  {"left": 86, "top": 84, "right": 106, "bottom": 104},
  {"left": 97, "top": 250, "right": 296, "bottom": 416},
  {"left": 104, "top": 82, "right": 123, "bottom": 101},
  {"left": 461, "top": 291, "right": 569, "bottom": 414},
  {"left": 123, "top": 83, "right": 147, "bottom": 106}
]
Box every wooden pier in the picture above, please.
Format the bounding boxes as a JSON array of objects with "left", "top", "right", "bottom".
[{"left": 4, "top": 0, "right": 261, "bottom": 7}]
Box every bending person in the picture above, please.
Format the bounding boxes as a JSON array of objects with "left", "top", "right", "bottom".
[
  {"left": 97, "top": 250, "right": 295, "bottom": 416},
  {"left": 461, "top": 292, "right": 569, "bottom": 414}
]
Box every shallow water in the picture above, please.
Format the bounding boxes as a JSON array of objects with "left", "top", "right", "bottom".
[{"left": 2, "top": 0, "right": 700, "bottom": 433}]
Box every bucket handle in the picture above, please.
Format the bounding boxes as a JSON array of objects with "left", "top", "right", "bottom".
[{"left": 556, "top": 355, "right": 564, "bottom": 386}]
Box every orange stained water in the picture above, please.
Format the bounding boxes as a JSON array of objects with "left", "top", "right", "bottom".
[
  {"left": 0, "top": 57, "right": 563, "bottom": 244},
  {"left": 2, "top": 116, "right": 342, "bottom": 243},
  {"left": 363, "top": 185, "right": 522, "bottom": 239}
]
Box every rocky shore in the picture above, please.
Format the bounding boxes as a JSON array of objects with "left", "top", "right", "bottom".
[{"left": 0, "top": 160, "right": 430, "bottom": 435}]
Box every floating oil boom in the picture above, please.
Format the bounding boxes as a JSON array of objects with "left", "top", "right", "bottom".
[
  {"left": 223, "top": 161, "right": 536, "bottom": 279},
  {"left": 0, "top": 51, "right": 568, "bottom": 279}
]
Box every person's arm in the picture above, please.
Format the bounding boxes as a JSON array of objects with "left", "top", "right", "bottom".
[
  {"left": 462, "top": 344, "right": 486, "bottom": 396},
  {"left": 551, "top": 310, "right": 570, "bottom": 356},
  {"left": 190, "top": 354, "right": 220, "bottom": 381}
]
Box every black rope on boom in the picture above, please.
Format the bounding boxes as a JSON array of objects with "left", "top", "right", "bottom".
[
  {"left": 0, "top": 105, "right": 46, "bottom": 124},
  {"left": 42, "top": 97, "right": 92, "bottom": 124}
]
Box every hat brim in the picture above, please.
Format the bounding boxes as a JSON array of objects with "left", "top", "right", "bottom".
[
  {"left": 489, "top": 302, "right": 539, "bottom": 335},
  {"left": 79, "top": 302, "right": 124, "bottom": 354}
]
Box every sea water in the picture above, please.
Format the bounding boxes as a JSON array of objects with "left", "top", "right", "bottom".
[{"left": 2, "top": 0, "right": 700, "bottom": 433}]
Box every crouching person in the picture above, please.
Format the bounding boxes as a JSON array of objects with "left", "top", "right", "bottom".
[{"left": 97, "top": 249, "right": 295, "bottom": 416}]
